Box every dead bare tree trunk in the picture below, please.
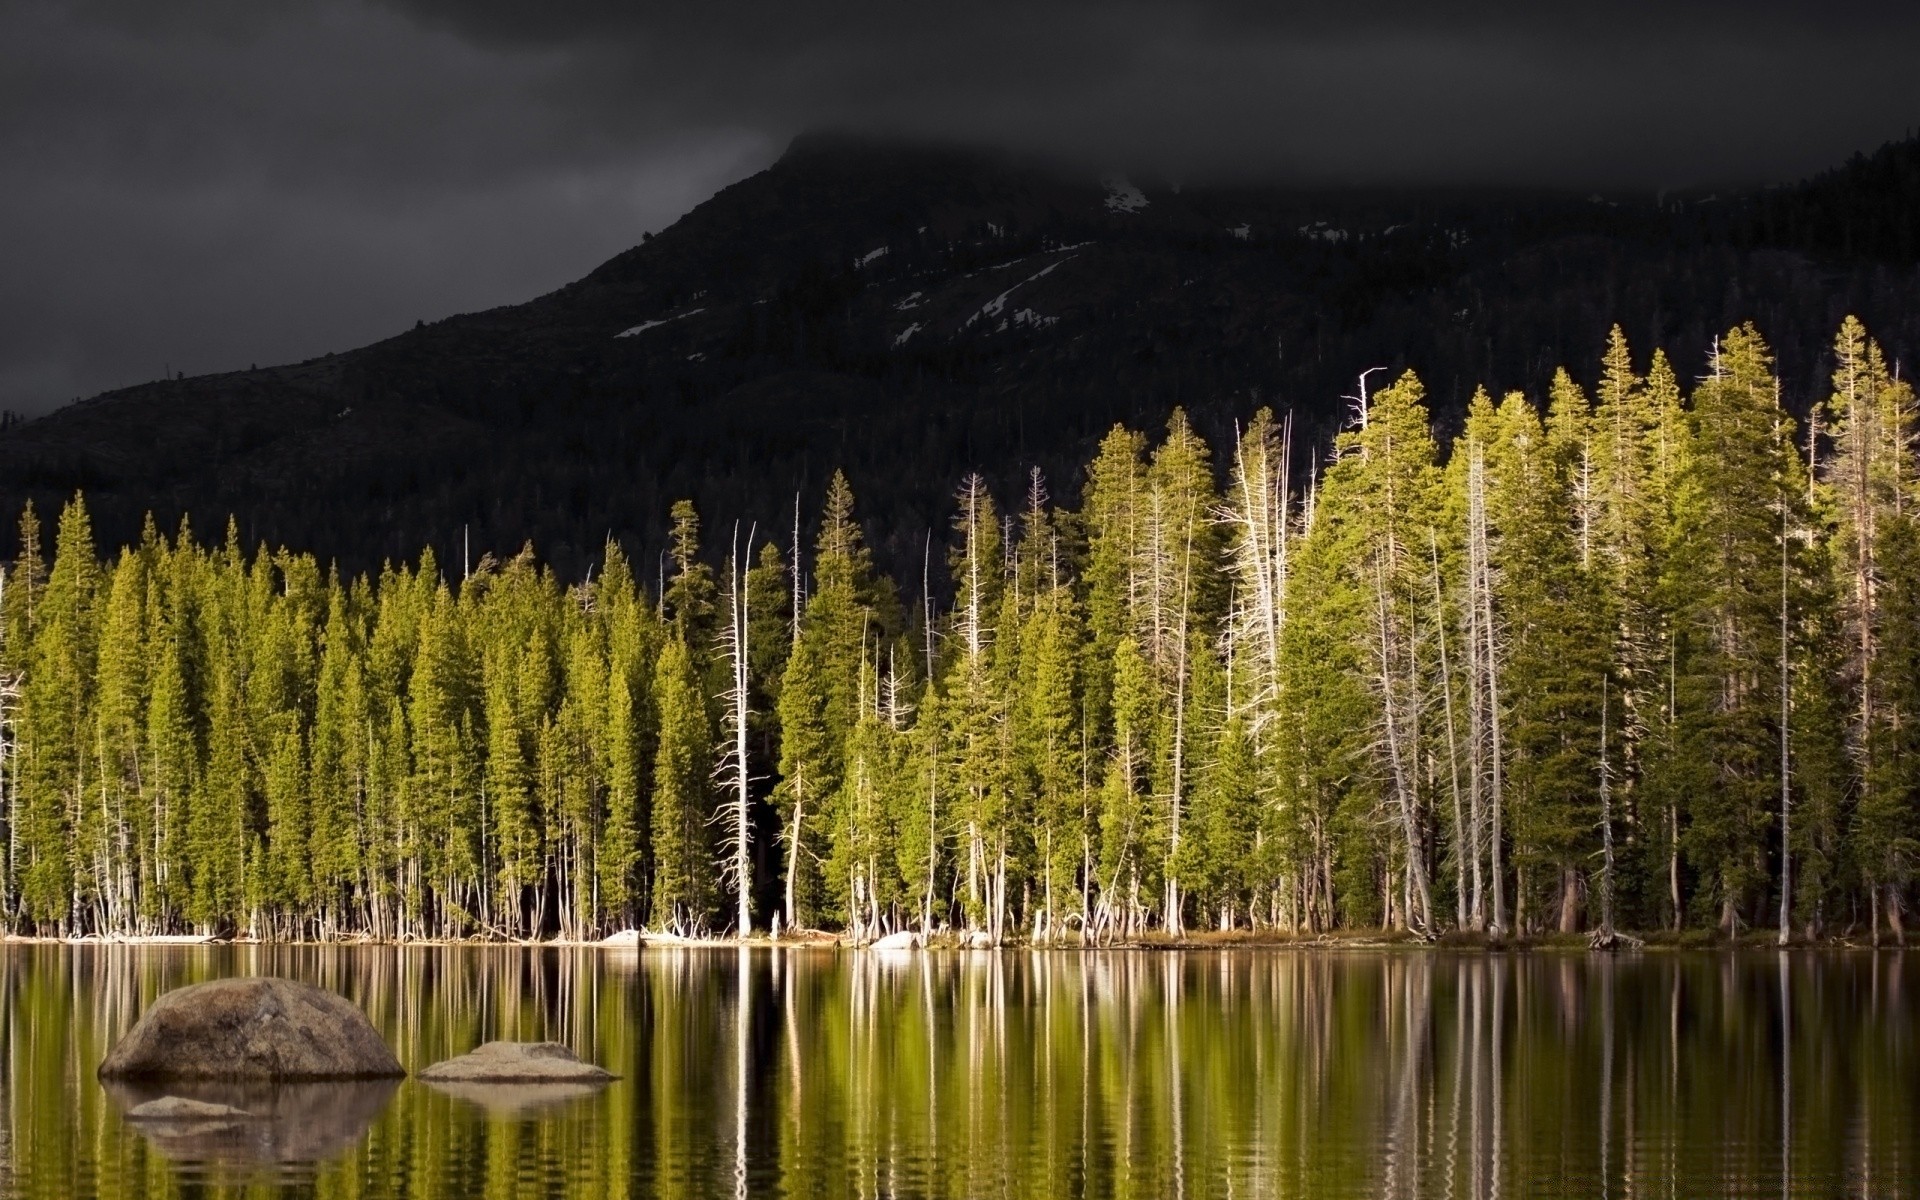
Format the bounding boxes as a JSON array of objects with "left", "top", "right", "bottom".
[
  {"left": 1468, "top": 448, "right": 1507, "bottom": 936},
  {"left": 1430, "top": 531, "right": 1466, "bottom": 931},
  {"left": 721, "top": 523, "right": 755, "bottom": 938},
  {"left": 1779, "top": 502, "right": 1793, "bottom": 947}
]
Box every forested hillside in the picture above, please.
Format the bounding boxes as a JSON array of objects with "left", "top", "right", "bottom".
[
  {"left": 3, "top": 134, "right": 1920, "bottom": 580},
  {"left": 5, "top": 317, "right": 1917, "bottom": 943}
]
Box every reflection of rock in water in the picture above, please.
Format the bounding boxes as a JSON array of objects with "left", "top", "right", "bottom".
[
  {"left": 425, "top": 1078, "right": 608, "bottom": 1118},
  {"left": 127, "top": 1096, "right": 261, "bottom": 1122},
  {"left": 105, "top": 1078, "right": 397, "bottom": 1168}
]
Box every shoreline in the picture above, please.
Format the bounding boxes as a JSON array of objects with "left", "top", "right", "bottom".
[{"left": 2, "top": 929, "right": 1910, "bottom": 952}]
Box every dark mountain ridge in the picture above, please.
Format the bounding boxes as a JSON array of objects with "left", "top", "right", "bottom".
[{"left": 7, "top": 132, "right": 1920, "bottom": 577}]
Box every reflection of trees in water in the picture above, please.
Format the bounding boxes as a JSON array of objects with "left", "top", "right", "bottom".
[{"left": 1, "top": 946, "right": 1917, "bottom": 1196}]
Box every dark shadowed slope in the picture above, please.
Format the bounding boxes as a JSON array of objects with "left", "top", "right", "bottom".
[{"left": 4, "top": 133, "right": 1919, "bottom": 576}]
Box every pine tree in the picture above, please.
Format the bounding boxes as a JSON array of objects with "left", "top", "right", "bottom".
[
  {"left": 1143, "top": 410, "right": 1223, "bottom": 932},
  {"left": 1664, "top": 325, "right": 1803, "bottom": 931},
  {"left": 1822, "top": 316, "right": 1920, "bottom": 936},
  {"left": 598, "top": 540, "right": 654, "bottom": 928},
  {"left": 943, "top": 473, "right": 1009, "bottom": 939},
  {"left": 1221, "top": 408, "right": 1298, "bottom": 927},
  {"left": 1315, "top": 372, "right": 1445, "bottom": 934},
  {"left": 19, "top": 497, "right": 99, "bottom": 930},
  {"left": 649, "top": 634, "right": 714, "bottom": 932},
  {"left": 1011, "top": 483, "right": 1084, "bottom": 939},
  {"left": 1098, "top": 635, "right": 1156, "bottom": 937},
  {"left": 307, "top": 573, "right": 365, "bottom": 936},
  {"left": 91, "top": 549, "right": 147, "bottom": 930},
  {"left": 1499, "top": 376, "right": 1609, "bottom": 933}
]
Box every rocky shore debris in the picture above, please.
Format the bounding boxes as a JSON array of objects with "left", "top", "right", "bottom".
[
  {"left": 418, "top": 1041, "right": 616, "bottom": 1084},
  {"left": 868, "top": 930, "right": 922, "bottom": 951},
  {"left": 98, "top": 976, "right": 404, "bottom": 1080}
]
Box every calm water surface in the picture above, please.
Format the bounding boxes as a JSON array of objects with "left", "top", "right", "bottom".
[{"left": 0, "top": 945, "right": 1914, "bottom": 1198}]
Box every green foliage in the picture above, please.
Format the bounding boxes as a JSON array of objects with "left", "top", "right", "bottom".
[{"left": 2, "top": 317, "right": 1917, "bottom": 941}]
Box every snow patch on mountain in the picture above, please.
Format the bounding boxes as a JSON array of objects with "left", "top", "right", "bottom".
[
  {"left": 893, "top": 323, "right": 921, "bottom": 347},
  {"left": 1103, "top": 175, "right": 1148, "bottom": 213},
  {"left": 615, "top": 307, "right": 705, "bottom": 338},
  {"left": 856, "top": 246, "right": 889, "bottom": 267},
  {"left": 965, "top": 260, "right": 1069, "bottom": 331}
]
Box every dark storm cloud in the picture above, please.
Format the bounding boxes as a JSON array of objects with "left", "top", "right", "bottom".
[{"left": 5, "top": 0, "right": 1919, "bottom": 414}]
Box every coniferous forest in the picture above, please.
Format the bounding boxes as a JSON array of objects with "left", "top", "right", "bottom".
[{"left": 6, "top": 317, "right": 1920, "bottom": 946}]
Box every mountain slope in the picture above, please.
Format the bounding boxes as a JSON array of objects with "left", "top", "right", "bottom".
[{"left": 5, "top": 133, "right": 1919, "bottom": 576}]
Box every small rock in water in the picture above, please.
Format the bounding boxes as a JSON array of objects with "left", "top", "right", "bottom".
[
  {"left": 869, "top": 930, "right": 921, "bottom": 951},
  {"left": 966, "top": 930, "right": 995, "bottom": 949},
  {"left": 127, "top": 1096, "right": 257, "bottom": 1121},
  {"left": 419, "top": 1041, "right": 617, "bottom": 1083},
  {"left": 599, "top": 929, "right": 643, "bottom": 947},
  {"left": 98, "top": 977, "right": 404, "bottom": 1080}
]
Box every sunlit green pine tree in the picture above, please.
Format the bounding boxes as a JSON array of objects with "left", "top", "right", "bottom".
[
  {"left": 1664, "top": 324, "right": 1802, "bottom": 929},
  {"left": 942, "top": 474, "right": 1009, "bottom": 935},
  {"left": 0, "top": 503, "right": 44, "bottom": 916},
  {"left": 1309, "top": 371, "right": 1445, "bottom": 931},
  {"left": 893, "top": 683, "right": 946, "bottom": 931},
  {"left": 649, "top": 634, "right": 714, "bottom": 932},
  {"left": 1172, "top": 633, "right": 1238, "bottom": 927},
  {"left": 1098, "top": 635, "right": 1156, "bottom": 931},
  {"left": 1861, "top": 512, "right": 1920, "bottom": 937},
  {"left": 664, "top": 500, "right": 715, "bottom": 645},
  {"left": 745, "top": 537, "right": 791, "bottom": 781},
  {"left": 1181, "top": 707, "right": 1258, "bottom": 930},
  {"left": 1143, "top": 410, "right": 1224, "bottom": 930},
  {"left": 1078, "top": 426, "right": 1148, "bottom": 750},
  {"left": 1494, "top": 374, "right": 1609, "bottom": 931},
  {"left": 18, "top": 497, "right": 100, "bottom": 930},
  {"left": 598, "top": 541, "right": 656, "bottom": 928},
  {"left": 1011, "top": 503, "right": 1085, "bottom": 934},
  {"left": 775, "top": 629, "right": 832, "bottom": 929},
  {"left": 307, "top": 573, "right": 367, "bottom": 933},
  {"left": 775, "top": 471, "right": 885, "bottom": 928},
  {"left": 91, "top": 547, "right": 148, "bottom": 928},
  {"left": 1273, "top": 466, "right": 1372, "bottom": 932},
  {"left": 407, "top": 576, "right": 481, "bottom": 934},
  {"left": 1823, "top": 316, "right": 1920, "bottom": 934}
]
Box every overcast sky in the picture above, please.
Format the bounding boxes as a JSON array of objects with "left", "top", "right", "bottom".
[{"left": 4, "top": 1, "right": 1918, "bottom": 415}]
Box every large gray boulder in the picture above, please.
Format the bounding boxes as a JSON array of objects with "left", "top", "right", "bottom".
[
  {"left": 98, "top": 977, "right": 403, "bottom": 1081},
  {"left": 418, "top": 1041, "right": 616, "bottom": 1084}
]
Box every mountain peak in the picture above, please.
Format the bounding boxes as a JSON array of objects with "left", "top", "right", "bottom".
[{"left": 0, "top": 136, "right": 1915, "bottom": 577}]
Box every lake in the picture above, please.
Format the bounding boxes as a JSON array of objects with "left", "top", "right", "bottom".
[{"left": 0, "top": 945, "right": 1914, "bottom": 1198}]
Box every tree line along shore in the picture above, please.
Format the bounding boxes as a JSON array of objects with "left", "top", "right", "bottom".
[{"left": 2, "top": 317, "right": 1916, "bottom": 948}]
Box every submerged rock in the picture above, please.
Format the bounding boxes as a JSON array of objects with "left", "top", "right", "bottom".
[
  {"left": 98, "top": 977, "right": 404, "bottom": 1081},
  {"left": 106, "top": 1079, "right": 399, "bottom": 1164},
  {"left": 126, "top": 1096, "right": 258, "bottom": 1122},
  {"left": 869, "top": 930, "right": 921, "bottom": 951},
  {"left": 418, "top": 1041, "right": 616, "bottom": 1084}
]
